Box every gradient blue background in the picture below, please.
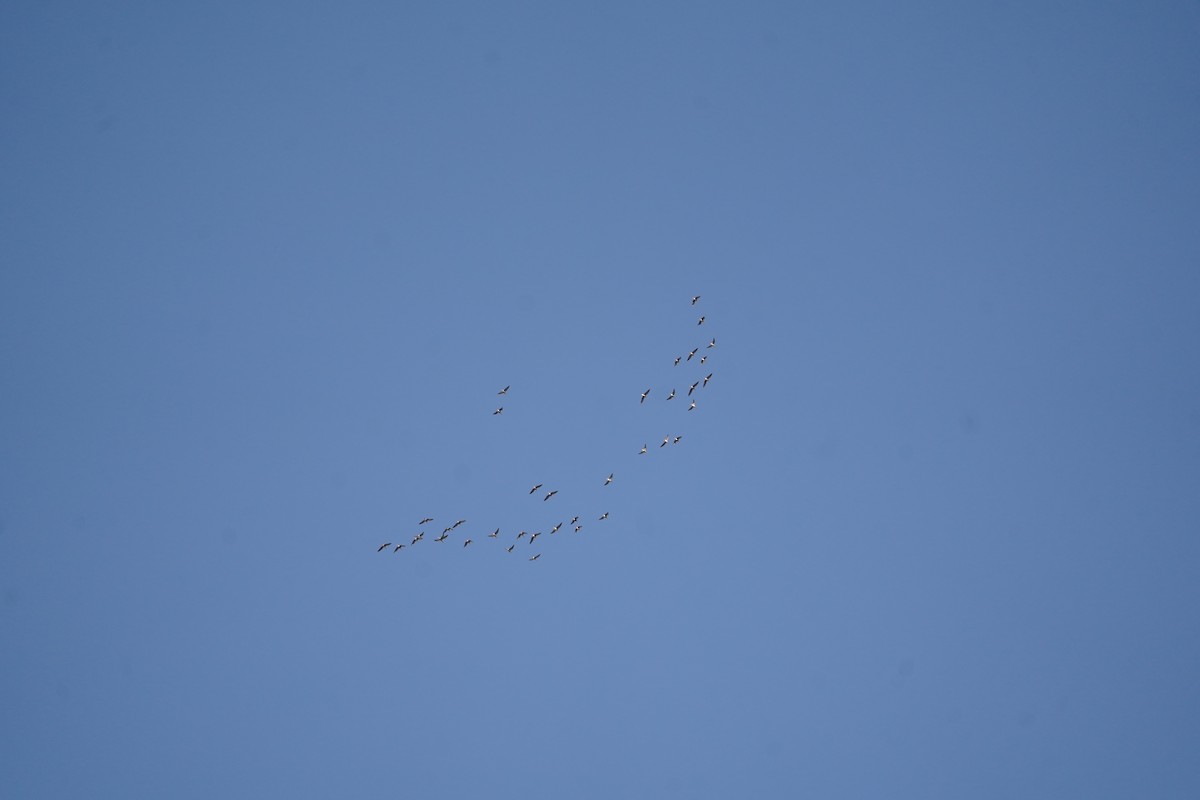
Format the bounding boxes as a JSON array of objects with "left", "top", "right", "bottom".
[{"left": 3, "top": 2, "right": 1199, "bottom": 797}]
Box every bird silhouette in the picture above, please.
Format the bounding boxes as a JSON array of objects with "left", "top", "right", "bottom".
[
  {"left": 598, "top": 512, "right": 609, "bottom": 520},
  {"left": 674, "top": 356, "right": 682, "bottom": 366},
  {"left": 639, "top": 443, "right": 648, "bottom": 454},
  {"left": 543, "top": 490, "right": 557, "bottom": 501},
  {"left": 691, "top": 295, "right": 701, "bottom": 305},
  {"left": 488, "top": 528, "right": 499, "bottom": 538},
  {"left": 493, "top": 407, "right": 503, "bottom": 415},
  {"left": 435, "top": 532, "right": 449, "bottom": 542},
  {"left": 377, "top": 543, "right": 391, "bottom": 552},
  {"left": 530, "top": 483, "right": 543, "bottom": 494},
  {"left": 640, "top": 388, "right": 650, "bottom": 403},
  {"left": 498, "top": 385, "right": 510, "bottom": 395},
  {"left": 604, "top": 473, "right": 613, "bottom": 485},
  {"left": 418, "top": 517, "right": 433, "bottom": 525},
  {"left": 707, "top": 338, "right": 716, "bottom": 348},
  {"left": 688, "top": 381, "right": 699, "bottom": 396},
  {"left": 687, "top": 348, "right": 698, "bottom": 361},
  {"left": 703, "top": 373, "right": 712, "bottom": 387},
  {"left": 667, "top": 389, "right": 676, "bottom": 400},
  {"left": 697, "top": 315, "right": 705, "bottom": 325},
  {"left": 529, "top": 554, "right": 541, "bottom": 561}
]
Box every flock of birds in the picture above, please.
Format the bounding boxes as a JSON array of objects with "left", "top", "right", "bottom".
[{"left": 377, "top": 294, "right": 718, "bottom": 563}]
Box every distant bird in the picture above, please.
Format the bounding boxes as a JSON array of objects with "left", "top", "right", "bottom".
[
  {"left": 640, "top": 388, "right": 650, "bottom": 403},
  {"left": 435, "top": 532, "right": 449, "bottom": 542},
  {"left": 707, "top": 338, "right": 716, "bottom": 348},
  {"left": 674, "top": 356, "right": 682, "bottom": 366},
  {"left": 506, "top": 544, "right": 515, "bottom": 553},
  {"left": 639, "top": 443, "right": 648, "bottom": 454},
  {"left": 687, "top": 348, "right": 699, "bottom": 361},
  {"left": 529, "top": 554, "right": 541, "bottom": 561},
  {"left": 411, "top": 533, "right": 424, "bottom": 545},
  {"left": 574, "top": 525, "right": 583, "bottom": 533},
  {"left": 691, "top": 295, "right": 701, "bottom": 305},
  {"left": 442, "top": 526, "right": 453, "bottom": 534},
  {"left": 688, "top": 381, "right": 699, "bottom": 396},
  {"left": 530, "top": 483, "right": 543, "bottom": 494},
  {"left": 697, "top": 315, "right": 705, "bottom": 325},
  {"left": 452, "top": 519, "right": 466, "bottom": 529},
  {"left": 493, "top": 407, "right": 503, "bottom": 415},
  {"left": 529, "top": 532, "right": 541, "bottom": 544},
  {"left": 699, "top": 355, "right": 707, "bottom": 365},
  {"left": 543, "top": 490, "right": 558, "bottom": 501},
  {"left": 498, "top": 385, "right": 510, "bottom": 395},
  {"left": 604, "top": 473, "right": 613, "bottom": 486},
  {"left": 703, "top": 373, "right": 712, "bottom": 387},
  {"left": 673, "top": 435, "right": 682, "bottom": 444},
  {"left": 661, "top": 436, "right": 669, "bottom": 447},
  {"left": 551, "top": 523, "right": 562, "bottom": 534},
  {"left": 598, "top": 512, "right": 609, "bottom": 520},
  {"left": 393, "top": 544, "right": 405, "bottom": 552},
  {"left": 378, "top": 543, "right": 391, "bottom": 552},
  {"left": 666, "top": 388, "right": 676, "bottom": 400},
  {"left": 489, "top": 528, "right": 499, "bottom": 538},
  {"left": 463, "top": 539, "right": 472, "bottom": 547},
  {"left": 688, "top": 399, "right": 696, "bottom": 411},
  {"left": 517, "top": 530, "right": 528, "bottom": 540},
  {"left": 570, "top": 516, "right": 579, "bottom": 525},
  {"left": 418, "top": 517, "right": 433, "bottom": 525}
]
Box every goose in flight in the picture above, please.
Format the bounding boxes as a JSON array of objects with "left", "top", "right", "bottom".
[
  {"left": 435, "top": 532, "right": 449, "bottom": 542},
  {"left": 442, "top": 525, "right": 454, "bottom": 534},
  {"left": 488, "top": 528, "right": 499, "bottom": 538},
  {"left": 697, "top": 315, "right": 705, "bottom": 325},
  {"left": 451, "top": 519, "right": 466, "bottom": 529},
  {"left": 529, "top": 532, "right": 541, "bottom": 544},
  {"left": 493, "top": 407, "right": 503, "bottom": 415},
  {"left": 639, "top": 443, "right": 648, "bottom": 454},
  {"left": 393, "top": 543, "right": 405, "bottom": 552},
  {"left": 598, "top": 512, "right": 609, "bottom": 520},
  {"left": 687, "top": 348, "right": 699, "bottom": 361},
  {"left": 551, "top": 522, "right": 562, "bottom": 534},
  {"left": 529, "top": 483, "right": 543, "bottom": 494},
  {"left": 703, "top": 373, "right": 712, "bottom": 387},
  {"left": 604, "top": 473, "right": 613, "bottom": 486},
  {"left": 377, "top": 542, "right": 392, "bottom": 552},
  {"left": 691, "top": 295, "right": 701, "bottom": 305},
  {"left": 543, "top": 490, "right": 558, "bottom": 501},
  {"left": 707, "top": 337, "right": 716, "bottom": 348},
  {"left": 411, "top": 533, "right": 425, "bottom": 545},
  {"left": 666, "top": 389, "right": 676, "bottom": 400},
  {"left": 498, "top": 385, "right": 510, "bottom": 395},
  {"left": 674, "top": 356, "right": 682, "bottom": 366},
  {"left": 529, "top": 553, "right": 541, "bottom": 561},
  {"left": 688, "top": 399, "right": 697, "bottom": 411},
  {"left": 640, "top": 388, "right": 650, "bottom": 404},
  {"left": 688, "top": 381, "right": 699, "bottom": 396},
  {"left": 661, "top": 436, "right": 669, "bottom": 447},
  {"left": 418, "top": 517, "right": 433, "bottom": 525}
]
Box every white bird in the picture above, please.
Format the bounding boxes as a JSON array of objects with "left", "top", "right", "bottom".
[
  {"left": 529, "top": 532, "right": 541, "bottom": 544},
  {"left": 687, "top": 348, "right": 699, "bottom": 361},
  {"left": 703, "top": 373, "right": 712, "bottom": 387},
  {"left": 551, "top": 523, "right": 562, "bottom": 534},
  {"left": 691, "top": 295, "right": 701, "bottom": 305},
  {"left": 488, "top": 528, "right": 499, "bottom": 538},
  {"left": 639, "top": 443, "right": 648, "bottom": 454},
  {"left": 640, "top": 388, "right": 650, "bottom": 404},
  {"left": 707, "top": 337, "right": 716, "bottom": 348},
  {"left": 498, "top": 385, "right": 510, "bottom": 395},
  {"left": 688, "top": 381, "right": 699, "bottom": 396},
  {"left": 661, "top": 436, "right": 669, "bottom": 447},
  {"left": 598, "top": 512, "right": 609, "bottom": 520},
  {"left": 699, "top": 355, "right": 707, "bottom": 365},
  {"left": 688, "top": 399, "right": 696, "bottom": 411},
  {"left": 604, "top": 473, "right": 613, "bottom": 486}
]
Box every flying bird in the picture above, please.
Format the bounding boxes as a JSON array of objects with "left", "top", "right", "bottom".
[
  {"left": 570, "top": 516, "right": 579, "bottom": 525},
  {"left": 703, "top": 373, "right": 712, "bottom": 387},
  {"left": 574, "top": 525, "right": 583, "bottom": 533},
  {"left": 551, "top": 523, "right": 562, "bottom": 534},
  {"left": 529, "top": 532, "right": 541, "bottom": 544},
  {"left": 377, "top": 543, "right": 391, "bottom": 552},
  {"left": 640, "top": 388, "right": 650, "bottom": 403},
  {"left": 452, "top": 519, "right": 466, "bottom": 529},
  {"left": 707, "top": 338, "right": 716, "bottom": 348},
  {"left": 673, "top": 435, "right": 682, "bottom": 444},
  {"left": 418, "top": 517, "right": 433, "bottom": 525},
  {"left": 463, "top": 539, "right": 472, "bottom": 547},
  {"left": 435, "top": 532, "right": 449, "bottom": 542},
  {"left": 517, "top": 530, "right": 528, "bottom": 540},
  {"left": 598, "top": 512, "right": 609, "bottom": 520},
  {"left": 667, "top": 389, "right": 676, "bottom": 400},
  {"left": 697, "top": 315, "right": 705, "bottom": 325},
  {"left": 661, "top": 436, "right": 669, "bottom": 447},
  {"left": 493, "top": 407, "right": 503, "bottom": 415},
  {"left": 688, "top": 381, "right": 699, "bottom": 396},
  {"left": 639, "top": 443, "right": 648, "bottom": 454},
  {"left": 674, "top": 356, "right": 682, "bottom": 366},
  {"left": 543, "top": 490, "right": 558, "bottom": 501},
  {"left": 498, "top": 385, "right": 510, "bottom": 395},
  {"left": 507, "top": 544, "right": 515, "bottom": 553},
  {"left": 529, "top": 554, "right": 541, "bottom": 561},
  {"left": 411, "top": 533, "right": 424, "bottom": 545},
  {"left": 488, "top": 528, "right": 499, "bottom": 538},
  {"left": 530, "top": 483, "right": 543, "bottom": 494},
  {"left": 699, "top": 355, "right": 707, "bottom": 364},
  {"left": 687, "top": 348, "right": 699, "bottom": 361},
  {"left": 393, "top": 544, "right": 405, "bottom": 552},
  {"left": 442, "top": 526, "right": 453, "bottom": 534},
  {"left": 691, "top": 295, "right": 701, "bottom": 305},
  {"left": 604, "top": 473, "right": 613, "bottom": 486},
  {"left": 688, "top": 399, "right": 696, "bottom": 411}
]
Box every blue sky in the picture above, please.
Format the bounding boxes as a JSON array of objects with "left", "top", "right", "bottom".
[{"left": 3, "top": 2, "right": 1199, "bottom": 797}]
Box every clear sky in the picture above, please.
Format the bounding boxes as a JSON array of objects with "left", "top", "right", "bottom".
[{"left": 3, "top": 2, "right": 1199, "bottom": 797}]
